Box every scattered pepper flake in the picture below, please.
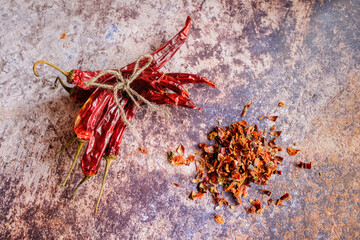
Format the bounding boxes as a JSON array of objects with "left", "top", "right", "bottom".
[
  {"left": 140, "top": 148, "right": 148, "bottom": 154},
  {"left": 170, "top": 155, "right": 187, "bottom": 166},
  {"left": 214, "top": 214, "right": 225, "bottom": 224},
  {"left": 241, "top": 104, "right": 251, "bottom": 117},
  {"left": 297, "top": 161, "right": 312, "bottom": 169},
  {"left": 171, "top": 182, "right": 179, "bottom": 187},
  {"left": 258, "top": 116, "right": 264, "bottom": 120},
  {"left": 266, "top": 116, "right": 278, "bottom": 122},
  {"left": 270, "top": 125, "right": 276, "bottom": 131},
  {"left": 167, "top": 151, "right": 175, "bottom": 161},
  {"left": 189, "top": 191, "right": 204, "bottom": 200},
  {"left": 294, "top": 142, "right": 299, "bottom": 146},
  {"left": 278, "top": 102, "right": 285, "bottom": 107},
  {"left": 176, "top": 143, "right": 185, "bottom": 156},
  {"left": 60, "top": 33, "right": 66, "bottom": 39},
  {"left": 287, "top": 148, "right": 300, "bottom": 156},
  {"left": 277, "top": 193, "right": 291, "bottom": 205},
  {"left": 260, "top": 189, "right": 272, "bottom": 196},
  {"left": 247, "top": 199, "right": 263, "bottom": 214},
  {"left": 280, "top": 193, "right": 291, "bottom": 201},
  {"left": 186, "top": 157, "right": 195, "bottom": 166}
]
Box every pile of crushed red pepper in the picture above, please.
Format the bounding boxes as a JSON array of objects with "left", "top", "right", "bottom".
[{"left": 169, "top": 105, "right": 311, "bottom": 220}]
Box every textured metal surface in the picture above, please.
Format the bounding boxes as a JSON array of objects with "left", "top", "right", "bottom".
[{"left": 0, "top": 0, "right": 359, "bottom": 239}]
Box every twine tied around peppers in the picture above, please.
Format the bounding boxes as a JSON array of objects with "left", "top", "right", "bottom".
[{"left": 83, "top": 54, "right": 170, "bottom": 128}]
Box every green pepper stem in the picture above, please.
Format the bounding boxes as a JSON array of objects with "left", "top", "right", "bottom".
[
  {"left": 56, "top": 135, "right": 76, "bottom": 158},
  {"left": 94, "top": 156, "right": 117, "bottom": 213},
  {"left": 60, "top": 140, "right": 86, "bottom": 187},
  {"left": 33, "top": 60, "right": 70, "bottom": 77},
  {"left": 71, "top": 175, "right": 92, "bottom": 202},
  {"left": 54, "top": 77, "right": 73, "bottom": 94}
]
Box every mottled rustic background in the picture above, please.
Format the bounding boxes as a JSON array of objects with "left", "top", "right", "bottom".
[{"left": 0, "top": 0, "right": 359, "bottom": 239}]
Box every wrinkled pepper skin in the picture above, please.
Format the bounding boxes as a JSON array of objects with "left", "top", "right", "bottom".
[
  {"left": 105, "top": 100, "right": 137, "bottom": 157},
  {"left": 81, "top": 94, "right": 129, "bottom": 176},
  {"left": 74, "top": 88, "right": 113, "bottom": 141}
]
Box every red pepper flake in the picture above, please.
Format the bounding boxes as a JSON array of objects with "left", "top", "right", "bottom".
[
  {"left": 273, "top": 170, "right": 282, "bottom": 175},
  {"left": 280, "top": 193, "right": 291, "bottom": 201},
  {"left": 176, "top": 143, "right": 185, "bottom": 156},
  {"left": 241, "top": 104, "right": 251, "bottom": 117},
  {"left": 208, "top": 131, "right": 218, "bottom": 140},
  {"left": 214, "top": 214, "right": 225, "bottom": 224},
  {"left": 170, "top": 155, "right": 187, "bottom": 166},
  {"left": 287, "top": 148, "right": 300, "bottom": 156},
  {"left": 189, "top": 191, "right": 204, "bottom": 200},
  {"left": 266, "top": 116, "right": 278, "bottom": 122},
  {"left": 270, "top": 125, "right": 276, "bottom": 131},
  {"left": 247, "top": 199, "right": 263, "bottom": 214},
  {"left": 171, "top": 182, "right": 179, "bottom": 187},
  {"left": 278, "top": 102, "right": 285, "bottom": 107},
  {"left": 140, "top": 148, "right": 148, "bottom": 154},
  {"left": 277, "top": 193, "right": 291, "bottom": 206},
  {"left": 276, "top": 199, "right": 283, "bottom": 206},
  {"left": 186, "top": 155, "right": 195, "bottom": 164},
  {"left": 260, "top": 189, "right": 272, "bottom": 196},
  {"left": 297, "top": 161, "right": 312, "bottom": 169},
  {"left": 258, "top": 116, "right": 264, "bottom": 120},
  {"left": 272, "top": 131, "right": 282, "bottom": 137},
  {"left": 60, "top": 33, "right": 66, "bottom": 39},
  {"left": 267, "top": 198, "right": 274, "bottom": 206}
]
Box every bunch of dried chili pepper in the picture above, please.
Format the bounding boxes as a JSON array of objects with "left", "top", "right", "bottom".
[{"left": 33, "top": 16, "right": 215, "bottom": 212}]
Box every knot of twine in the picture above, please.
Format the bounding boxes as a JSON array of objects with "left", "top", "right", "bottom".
[{"left": 83, "top": 54, "right": 170, "bottom": 128}]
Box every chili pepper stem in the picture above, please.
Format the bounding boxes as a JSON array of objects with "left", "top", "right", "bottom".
[
  {"left": 94, "top": 155, "right": 117, "bottom": 213},
  {"left": 56, "top": 135, "right": 76, "bottom": 158},
  {"left": 33, "top": 60, "right": 70, "bottom": 77},
  {"left": 60, "top": 140, "right": 86, "bottom": 187},
  {"left": 71, "top": 175, "right": 92, "bottom": 202},
  {"left": 54, "top": 77, "right": 73, "bottom": 94}
]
